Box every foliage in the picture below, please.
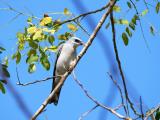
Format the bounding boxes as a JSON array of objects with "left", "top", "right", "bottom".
[
  {"left": 0, "top": 46, "right": 9, "bottom": 94},
  {"left": 106, "top": 1, "right": 159, "bottom": 46},
  {"left": 11, "top": 8, "right": 78, "bottom": 73}
]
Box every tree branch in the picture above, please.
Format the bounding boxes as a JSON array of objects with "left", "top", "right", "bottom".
[
  {"left": 78, "top": 105, "right": 99, "bottom": 120},
  {"left": 59, "top": 2, "right": 110, "bottom": 25},
  {"left": 72, "top": 71, "right": 127, "bottom": 119},
  {"left": 16, "top": 76, "right": 55, "bottom": 86},
  {"left": 31, "top": 1, "right": 116, "bottom": 119},
  {"left": 144, "top": 104, "right": 160, "bottom": 120},
  {"left": 107, "top": 72, "right": 127, "bottom": 115},
  {"left": 110, "top": 10, "right": 140, "bottom": 116},
  {"left": 129, "top": 0, "right": 150, "bottom": 52}
]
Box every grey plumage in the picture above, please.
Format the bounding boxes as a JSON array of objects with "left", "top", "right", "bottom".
[{"left": 49, "top": 37, "right": 84, "bottom": 105}]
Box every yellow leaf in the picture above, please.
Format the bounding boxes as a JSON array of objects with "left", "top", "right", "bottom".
[
  {"left": 44, "top": 46, "right": 57, "bottom": 52},
  {"left": 67, "top": 23, "right": 78, "bottom": 32},
  {"left": 113, "top": 5, "right": 121, "bottom": 12},
  {"left": 40, "top": 17, "right": 52, "bottom": 26},
  {"left": 64, "top": 8, "right": 70, "bottom": 15},
  {"left": 42, "top": 28, "right": 55, "bottom": 34},
  {"left": 27, "top": 26, "right": 37, "bottom": 34},
  {"left": 33, "top": 29, "right": 43, "bottom": 40}
]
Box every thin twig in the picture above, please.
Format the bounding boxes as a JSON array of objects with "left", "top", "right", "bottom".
[
  {"left": 107, "top": 72, "right": 127, "bottom": 115},
  {"left": 72, "top": 71, "right": 126, "bottom": 119},
  {"left": 16, "top": 66, "right": 21, "bottom": 84},
  {"left": 110, "top": 9, "right": 140, "bottom": 117},
  {"left": 140, "top": 96, "right": 144, "bottom": 120},
  {"left": 16, "top": 76, "right": 58, "bottom": 86},
  {"left": 143, "top": 0, "right": 149, "bottom": 9},
  {"left": 31, "top": 1, "right": 117, "bottom": 119},
  {"left": 113, "top": 104, "right": 124, "bottom": 111},
  {"left": 129, "top": 0, "right": 150, "bottom": 52},
  {"left": 78, "top": 105, "right": 99, "bottom": 120},
  {"left": 0, "top": 3, "right": 40, "bottom": 20},
  {"left": 144, "top": 104, "right": 160, "bottom": 120},
  {"left": 59, "top": 3, "right": 110, "bottom": 26}
]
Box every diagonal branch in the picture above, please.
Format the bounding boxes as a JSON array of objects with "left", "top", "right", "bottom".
[{"left": 31, "top": 1, "right": 116, "bottom": 119}]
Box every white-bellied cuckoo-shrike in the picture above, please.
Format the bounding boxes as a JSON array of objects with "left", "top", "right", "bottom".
[{"left": 49, "top": 37, "right": 85, "bottom": 105}]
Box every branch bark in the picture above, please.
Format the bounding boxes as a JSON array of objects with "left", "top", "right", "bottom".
[{"left": 31, "top": 0, "right": 116, "bottom": 119}]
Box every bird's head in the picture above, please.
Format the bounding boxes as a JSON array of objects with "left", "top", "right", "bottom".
[{"left": 68, "top": 37, "right": 85, "bottom": 48}]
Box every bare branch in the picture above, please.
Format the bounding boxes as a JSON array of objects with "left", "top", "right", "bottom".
[
  {"left": 59, "top": 3, "right": 110, "bottom": 25},
  {"left": 16, "top": 76, "right": 55, "bottom": 86},
  {"left": 78, "top": 105, "right": 99, "bottom": 120},
  {"left": 110, "top": 9, "right": 140, "bottom": 117},
  {"left": 144, "top": 104, "right": 160, "bottom": 120},
  {"left": 31, "top": 1, "right": 117, "bottom": 119},
  {"left": 140, "top": 96, "right": 144, "bottom": 120},
  {"left": 107, "top": 72, "right": 127, "bottom": 114},
  {"left": 72, "top": 71, "right": 127, "bottom": 119}
]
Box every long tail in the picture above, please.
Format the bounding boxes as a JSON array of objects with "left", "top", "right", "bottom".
[{"left": 49, "top": 77, "right": 62, "bottom": 105}]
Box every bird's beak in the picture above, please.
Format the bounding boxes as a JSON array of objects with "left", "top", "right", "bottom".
[{"left": 80, "top": 41, "right": 86, "bottom": 47}]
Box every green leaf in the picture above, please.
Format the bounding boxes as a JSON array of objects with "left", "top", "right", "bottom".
[
  {"left": 0, "top": 82, "right": 5, "bottom": 94},
  {"left": 17, "top": 32, "right": 24, "bottom": 40},
  {"left": 67, "top": 23, "right": 78, "bottom": 32},
  {"left": 126, "top": 27, "right": 132, "bottom": 37},
  {"left": 113, "top": 5, "right": 121, "bottom": 12},
  {"left": 40, "top": 55, "right": 50, "bottom": 70},
  {"left": 150, "top": 26, "right": 155, "bottom": 36},
  {"left": 0, "top": 46, "right": 5, "bottom": 54},
  {"left": 29, "top": 41, "right": 38, "bottom": 49},
  {"left": 105, "top": 22, "right": 110, "bottom": 29},
  {"left": 44, "top": 46, "right": 57, "bottom": 52},
  {"left": 127, "top": 2, "right": 132, "bottom": 8},
  {"left": 119, "top": 19, "right": 129, "bottom": 25},
  {"left": 156, "top": 109, "right": 160, "bottom": 120},
  {"left": 27, "top": 49, "right": 37, "bottom": 56},
  {"left": 156, "top": 2, "right": 160, "bottom": 14},
  {"left": 64, "top": 8, "right": 70, "bottom": 15},
  {"left": 48, "top": 35, "right": 55, "bottom": 45},
  {"left": 2, "top": 65, "right": 10, "bottom": 77},
  {"left": 28, "top": 64, "right": 36, "bottom": 73},
  {"left": 141, "top": 9, "right": 148, "bottom": 16},
  {"left": 0, "top": 46, "right": 6, "bottom": 51},
  {"left": 3, "top": 56, "right": 9, "bottom": 66},
  {"left": 12, "top": 51, "right": 21, "bottom": 64},
  {"left": 16, "top": 51, "right": 21, "bottom": 64},
  {"left": 27, "top": 17, "right": 32, "bottom": 22},
  {"left": 129, "top": 22, "right": 135, "bottom": 30},
  {"left": 122, "top": 32, "right": 129, "bottom": 46},
  {"left": 0, "top": 80, "right": 7, "bottom": 84},
  {"left": 58, "top": 34, "right": 67, "bottom": 40},
  {"left": 26, "top": 55, "right": 39, "bottom": 64}
]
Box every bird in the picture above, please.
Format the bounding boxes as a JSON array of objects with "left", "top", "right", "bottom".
[{"left": 49, "top": 37, "right": 85, "bottom": 105}]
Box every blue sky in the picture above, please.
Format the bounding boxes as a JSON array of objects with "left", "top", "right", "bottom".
[{"left": 0, "top": 0, "right": 160, "bottom": 120}]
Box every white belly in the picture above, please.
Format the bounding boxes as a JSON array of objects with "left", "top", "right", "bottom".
[{"left": 56, "top": 44, "right": 76, "bottom": 75}]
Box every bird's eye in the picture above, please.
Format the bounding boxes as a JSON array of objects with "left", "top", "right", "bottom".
[{"left": 75, "top": 39, "right": 80, "bottom": 43}]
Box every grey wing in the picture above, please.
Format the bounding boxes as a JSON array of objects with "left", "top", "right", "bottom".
[{"left": 51, "top": 44, "right": 63, "bottom": 91}]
